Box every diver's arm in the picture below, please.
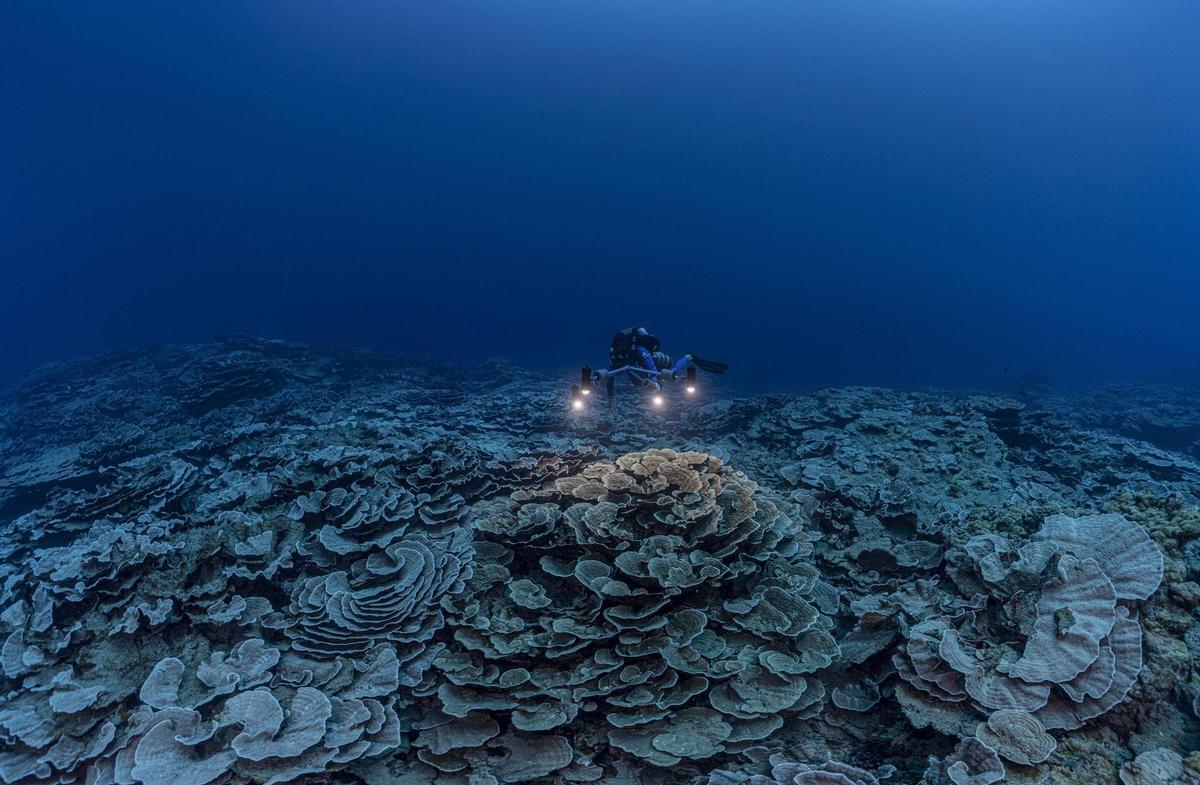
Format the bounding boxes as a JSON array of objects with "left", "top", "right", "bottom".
[
  {"left": 636, "top": 347, "right": 656, "bottom": 372},
  {"left": 635, "top": 348, "right": 661, "bottom": 390}
]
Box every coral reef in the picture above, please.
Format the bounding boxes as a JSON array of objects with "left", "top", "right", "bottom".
[
  {"left": 888, "top": 512, "right": 1163, "bottom": 783},
  {"left": 412, "top": 449, "right": 835, "bottom": 779},
  {"left": 0, "top": 338, "right": 1197, "bottom": 785}
]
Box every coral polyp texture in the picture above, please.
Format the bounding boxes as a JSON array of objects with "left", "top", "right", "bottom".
[{"left": 0, "top": 338, "right": 1198, "bottom": 785}]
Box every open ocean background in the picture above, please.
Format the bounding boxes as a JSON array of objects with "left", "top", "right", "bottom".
[{"left": 3, "top": 0, "right": 1199, "bottom": 393}]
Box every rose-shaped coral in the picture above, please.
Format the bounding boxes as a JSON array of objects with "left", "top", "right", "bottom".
[{"left": 420, "top": 450, "right": 837, "bottom": 778}]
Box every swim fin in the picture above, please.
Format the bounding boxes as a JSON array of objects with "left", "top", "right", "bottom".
[{"left": 690, "top": 355, "right": 729, "bottom": 374}]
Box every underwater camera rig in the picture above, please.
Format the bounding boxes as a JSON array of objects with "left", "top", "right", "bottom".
[{"left": 570, "top": 364, "right": 698, "bottom": 412}]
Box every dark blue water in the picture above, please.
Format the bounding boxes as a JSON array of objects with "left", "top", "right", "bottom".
[{"left": 4, "top": 1, "right": 1199, "bottom": 393}]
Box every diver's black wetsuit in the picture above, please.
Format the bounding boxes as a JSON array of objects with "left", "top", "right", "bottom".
[{"left": 608, "top": 328, "right": 661, "bottom": 377}]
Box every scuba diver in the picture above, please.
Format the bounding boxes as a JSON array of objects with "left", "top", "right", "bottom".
[{"left": 606, "top": 327, "right": 728, "bottom": 399}]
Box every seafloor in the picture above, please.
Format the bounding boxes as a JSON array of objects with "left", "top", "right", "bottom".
[{"left": 0, "top": 336, "right": 1197, "bottom": 785}]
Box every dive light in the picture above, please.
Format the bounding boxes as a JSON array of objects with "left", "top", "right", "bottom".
[{"left": 686, "top": 366, "right": 697, "bottom": 394}]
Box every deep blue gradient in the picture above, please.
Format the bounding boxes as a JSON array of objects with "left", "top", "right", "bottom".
[{"left": 3, "top": 1, "right": 1199, "bottom": 392}]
